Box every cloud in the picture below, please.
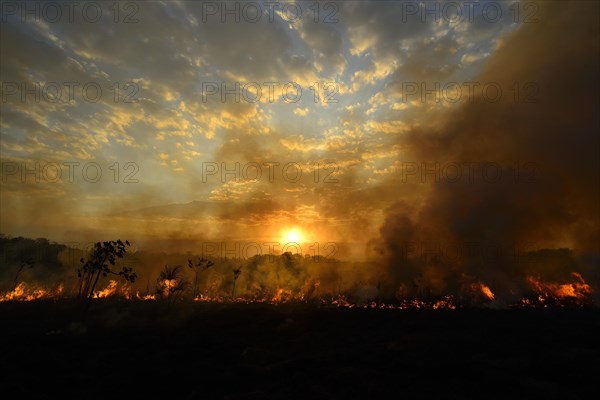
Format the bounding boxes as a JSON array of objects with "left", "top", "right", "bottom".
[{"left": 293, "top": 107, "right": 309, "bottom": 116}]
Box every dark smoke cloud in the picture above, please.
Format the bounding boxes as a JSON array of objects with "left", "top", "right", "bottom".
[{"left": 376, "top": 1, "right": 600, "bottom": 298}]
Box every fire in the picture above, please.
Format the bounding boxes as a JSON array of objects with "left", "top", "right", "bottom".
[
  {"left": 0, "top": 282, "right": 63, "bottom": 302},
  {"left": 460, "top": 275, "right": 495, "bottom": 303},
  {"left": 135, "top": 291, "right": 156, "bottom": 300},
  {"left": 162, "top": 279, "right": 176, "bottom": 290},
  {"left": 527, "top": 272, "right": 592, "bottom": 302},
  {"left": 0, "top": 272, "right": 594, "bottom": 308},
  {"left": 331, "top": 295, "right": 355, "bottom": 308},
  {"left": 479, "top": 284, "right": 495, "bottom": 301},
  {"left": 271, "top": 288, "right": 294, "bottom": 303},
  {"left": 93, "top": 280, "right": 118, "bottom": 298},
  {"left": 194, "top": 294, "right": 220, "bottom": 302},
  {"left": 433, "top": 296, "right": 458, "bottom": 310}
]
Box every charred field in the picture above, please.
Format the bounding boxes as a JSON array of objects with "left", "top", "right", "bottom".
[{"left": 1, "top": 300, "right": 598, "bottom": 400}]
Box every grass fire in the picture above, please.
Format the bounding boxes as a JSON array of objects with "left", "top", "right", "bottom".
[{"left": 1, "top": 238, "right": 596, "bottom": 309}]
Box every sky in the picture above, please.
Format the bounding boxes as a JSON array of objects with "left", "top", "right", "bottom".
[{"left": 1, "top": 1, "right": 598, "bottom": 268}]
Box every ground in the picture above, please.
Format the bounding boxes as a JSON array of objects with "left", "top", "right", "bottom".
[{"left": 0, "top": 301, "right": 598, "bottom": 399}]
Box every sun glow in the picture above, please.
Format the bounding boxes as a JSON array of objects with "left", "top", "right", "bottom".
[{"left": 282, "top": 228, "right": 304, "bottom": 244}]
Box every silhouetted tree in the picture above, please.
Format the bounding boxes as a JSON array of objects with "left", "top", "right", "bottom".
[{"left": 78, "top": 240, "right": 137, "bottom": 313}]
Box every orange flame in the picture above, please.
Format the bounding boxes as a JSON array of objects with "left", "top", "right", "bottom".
[
  {"left": 0, "top": 282, "right": 63, "bottom": 302},
  {"left": 135, "top": 291, "right": 156, "bottom": 300},
  {"left": 0, "top": 272, "right": 594, "bottom": 308},
  {"left": 93, "top": 280, "right": 118, "bottom": 298},
  {"left": 479, "top": 284, "right": 495, "bottom": 301},
  {"left": 526, "top": 272, "right": 592, "bottom": 304}
]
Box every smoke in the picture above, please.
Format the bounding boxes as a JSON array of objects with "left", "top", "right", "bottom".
[{"left": 375, "top": 1, "right": 600, "bottom": 298}]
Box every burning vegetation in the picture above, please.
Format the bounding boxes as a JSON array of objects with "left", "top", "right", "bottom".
[
  {"left": 0, "top": 282, "right": 64, "bottom": 302},
  {"left": 521, "top": 273, "right": 594, "bottom": 307},
  {"left": 0, "top": 236, "right": 596, "bottom": 309}
]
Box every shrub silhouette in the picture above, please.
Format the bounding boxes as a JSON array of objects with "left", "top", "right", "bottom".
[
  {"left": 77, "top": 240, "right": 137, "bottom": 313},
  {"left": 156, "top": 265, "right": 189, "bottom": 301}
]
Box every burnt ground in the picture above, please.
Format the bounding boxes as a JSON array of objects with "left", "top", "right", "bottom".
[{"left": 0, "top": 301, "right": 598, "bottom": 400}]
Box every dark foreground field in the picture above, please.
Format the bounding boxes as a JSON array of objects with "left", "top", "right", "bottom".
[{"left": 0, "top": 301, "right": 598, "bottom": 400}]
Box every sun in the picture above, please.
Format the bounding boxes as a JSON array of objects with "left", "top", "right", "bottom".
[{"left": 282, "top": 228, "right": 304, "bottom": 244}]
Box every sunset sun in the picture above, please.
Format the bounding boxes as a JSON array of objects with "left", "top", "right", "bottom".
[{"left": 282, "top": 228, "right": 304, "bottom": 244}]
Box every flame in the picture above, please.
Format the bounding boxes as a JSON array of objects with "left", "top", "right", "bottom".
[
  {"left": 479, "top": 284, "right": 495, "bottom": 301},
  {"left": 0, "top": 272, "right": 594, "bottom": 308},
  {"left": 157, "top": 278, "right": 180, "bottom": 298},
  {"left": 0, "top": 282, "right": 63, "bottom": 302},
  {"left": 163, "top": 279, "right": 176, "bottom": 289},
  {"left": 135, "top": 291, "right": 156, "bottom": 300},
  {"left": 271, "top": 288, "right": 294, "bottom": 303},
  {"left": 93, "top": 280, "right": 118, "bottom": 298},
  {"left": 524, "top": 272, "right": 593, "bottom": 306},
  {"left": 460, "top": 276, "right": 495, "bottom": 303},
  {"left": 433, "top": 296, "right": 458, "bottom": 310},
  {"left": 528, "top": 272, "right": 592, "bottom": 300},
  {"left": 331, "top": 295, "right": 355, "bottom": 308}
]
